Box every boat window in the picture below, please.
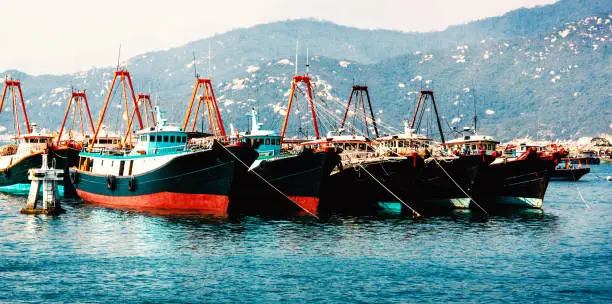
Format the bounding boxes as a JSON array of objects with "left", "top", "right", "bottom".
[
  {"left": 163, "top": 136, "right": 168, "bottom": 142},
  {"left": 170, "top": 136, "right": 175, "bottom": 143},
  {"left": 271, "top": 139, "right": 276, "bottom": 145},
  {"left": 183, "top": 137, "right": 187, "bottom": 143},
  {"left": 472, "top": 144, "right": 477, "bottom": 150},
  {"left": 150, "top": 135, "right": 155, "bottom": 142},
  {"left": 157, "top": 135, "right": 162, "bottom": 142},
  {"left": 101, "top": 160, "right": 104, "bottom": 166},
  {"left": 265, "top": 138, "right": 270, "bottom": 145},
  {"left": 358, "top": 144, "right": 366, "bottom": 151},
  {"left": 398, "top": 141, "right": 404, "bottom": 147}
]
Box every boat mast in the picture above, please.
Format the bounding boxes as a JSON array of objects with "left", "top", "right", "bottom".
[
  {"left": 280, "top": 43, "right": 320, "bottom": 141},
  {"left": 339, "top": 85, "right": 379, "bottom": 138},
  {"left": 410, "top": 90, "right": 445, "bottom": 145},
  {"left": 87, "top": 69, "right": 144, "bottom": 153},
  {"left": 56, "top": 90, "right": 95, "bottom": 145},
  {"left": 0, "top": 76, "right": 31, "bottom": 135}
]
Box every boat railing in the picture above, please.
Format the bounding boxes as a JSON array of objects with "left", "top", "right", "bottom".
[
  {"left": 340, "top": 151, "right": 378, "bottom": 163},
  {"left": 138, "top": 144, "right": 189, "bottom": 155}
]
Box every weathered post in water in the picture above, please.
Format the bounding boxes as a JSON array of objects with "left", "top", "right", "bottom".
[{"left": 21, "top": 153, "right": 65, "bottom": 215}]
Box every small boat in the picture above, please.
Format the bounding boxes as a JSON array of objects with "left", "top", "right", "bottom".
[
  {"left": 70, "top": 107, "right": 257, "bottom": 215},
  {"left": 228, "top": 109, "right": 340, "bottom": 215},
  {"left": 570, "top": 150, "right": 600, "bottom": 165},
  {"left": 551, "top": 158, "right": 590, "bottom": 181},
  {"left": 0, "top": 125, "right": 80, "bottom": 190}
]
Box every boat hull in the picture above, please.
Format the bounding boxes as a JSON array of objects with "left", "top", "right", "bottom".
[
  {"left": 474, "top": 154, "right": 555, "bottom": 209},
  {"left": 417, "top": 155, "right": 489, "bottom": 210},
  {"left": 550, "top": 168, "right": 590, "bottom": 181},
  {"left": 70, "top": 143, "right": 257, "bottom": 215},
  {"left": 319, "top": 156, "right": 422, "bottom": 214},
  {"left": 0, "top": 147, "right": 79, "bottom": 190},
  {"left": 229, "top": 149, "right": 340, "bottom": 215}
]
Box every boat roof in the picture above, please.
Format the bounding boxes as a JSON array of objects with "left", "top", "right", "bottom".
[
  {"left": 377, "top": 133, "right": 432, "bottom": 141},
  {"left": 301, "top": 134, "right": 370, "bottom": 145},
  {"left": 446, "top": 134, "right": 499, "bottom": 144}
]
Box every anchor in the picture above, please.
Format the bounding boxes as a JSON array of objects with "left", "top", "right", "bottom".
[{"left": 20, "top": 152, "right": 65, "bottom": 215}]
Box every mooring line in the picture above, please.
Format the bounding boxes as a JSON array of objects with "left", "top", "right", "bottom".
[
  {"left": 432, "top": 157, "right": 489, "bottom": 216},
  {"left": 570, "top": 169, "right": 591, "bottom": 209},
  {"left": 219, "top": 143, "right": 319, "bottom": 219},
  {"left": 357, "top": 163, "right": 421, "bottom": 218}
]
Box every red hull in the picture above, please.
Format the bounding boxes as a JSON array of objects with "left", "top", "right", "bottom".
[
  {"left": 76, "top": 189, "right": 229, "bottom": 216},
  {"left": 289, "top": 196, "right": 319, "bottom": 215}
]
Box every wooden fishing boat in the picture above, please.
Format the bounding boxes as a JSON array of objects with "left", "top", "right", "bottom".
[
  {"left": 228, "top": 109, "right": 340, "bottom": 215},
  {"left": 550, "top": 158, "right": 590, "bottom": 181}
]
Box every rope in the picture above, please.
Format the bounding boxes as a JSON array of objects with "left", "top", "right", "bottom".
[
  {"left": 431, "top": 157, "right": 489, "bottom": 215},
  {"left": 571, "top": 168, "right": 591, "bottom": 209},
  {"left": 357, "top": 163, "right": 421, "bottom": 217},
  {"left": 218, "top": 143, "right": 320, "bottom": 219}
]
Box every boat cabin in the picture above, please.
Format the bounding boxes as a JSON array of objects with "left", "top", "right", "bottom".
[
  {"left": 0, "top": 124, "right": 55, "bottom": 169},
  {"left": 445, "top": 134, "right": 499, "bottom": 156},
  {"left": 515, "top": 142, "right": 546, "bottom": 158},
  {"left": 376, "top": 124, "right": 432, "bottom": 156},
  {"left": 229, "top": 109, "right": 281, "bottom": 157},
  {"left": 79, "top": 107, "right": 191, "bottom": 176},
  {"left": 302, "top": 133, "right": 375, "bottom": 163}
]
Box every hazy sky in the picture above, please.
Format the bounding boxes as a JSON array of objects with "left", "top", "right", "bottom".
[{"left": 1, "top": 0, "right": 557, "bottom": 75}]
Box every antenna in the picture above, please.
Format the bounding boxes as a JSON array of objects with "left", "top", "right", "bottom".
[
  {"left": 295, "top": 40, "right": 299, "bottom": 76},
  {"left": 473, "top": 86, "right": 478, "bottom": 134},
  {"left": 192, "top": 51, "right": 198, "bottom": 78},
  {"left": 306, "top": 48, "right": 310, "bottom": 76},
  {"left": 116, "top": 44, "right": 122, "bottom": 70}
]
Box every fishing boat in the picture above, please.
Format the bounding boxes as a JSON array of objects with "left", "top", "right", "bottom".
[
  {"left": 570, "top": 150, "right": 600, "bottom": 165},
  {"left": 228, "top": 109, "right": 340, "bottom": 215},
  {"left": 551, "top": 158, "right": 590, "bottom": 181},
  {"left": 70, "top": 107, "right": 257, "bottom": 215},
  {"left": 0, "top": 125, "right": 80, "bottom": 190},
  {"left": 0, "top": 78, "right": 80, "bottom": 192},
  {"left": 474, "top": 148, "right": 558, "bottom": 209},
  {"left": 303, "top": 134, "right": 422, "bottom": 214},
  {"left": 397, "top": 90, "right": 489, "bottom": 210}
]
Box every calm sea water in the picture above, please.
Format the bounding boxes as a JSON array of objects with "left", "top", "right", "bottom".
[{"left": 1, "top": 165, "right": 611, "bottom": 303}]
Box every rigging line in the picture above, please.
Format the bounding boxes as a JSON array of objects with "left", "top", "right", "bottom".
[
  {"left": 297, "top": 84, "right": 405, "bottom": 138},
  {"left": 357, "top": 163, "right": 421, "bottom": 218},
  {"left": 320, "top": 90, "right": 401, "bottom": 135},
  {"left": 431, "top": 157, "right": 489, "bottom": 215},
  {"left": 218, "top": 143, "right": 319, "bottom": 219},
  {"left": 11, "top": 85, "right": 20, "bottom": 136}
]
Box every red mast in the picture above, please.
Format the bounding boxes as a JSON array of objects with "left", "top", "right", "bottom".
[
  {"left": 87, "top": 69, "right": 143, "bottom": 153},
  {"left": 280, "top": 75, "right": 320, "bottom": 140},
  {"left": 137, "top": 93, "right": 156, "bottom": 128},
  {"left": 182, "top": 78, "right": 226, "bottom": 137},
  {"left": 56, "top": 90, "right": 95, "bottom": 145},
  {"left": 0, "top": 77, "right": 32, "bottom": 135}
]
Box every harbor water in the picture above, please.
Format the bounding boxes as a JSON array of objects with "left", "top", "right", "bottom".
[{"left": 1, "top": 165, "right": 611, "bottom": 303}]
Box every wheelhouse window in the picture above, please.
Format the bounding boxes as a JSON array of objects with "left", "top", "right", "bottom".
[
  {"left": 170, "top": 136, "right": 175, "bottom": 143},
  {"left": 265, "top": 138, "right": 270, "bottom": 145},
  {"left": 163, "top": 136, "right": 169, "bottom": 142},
  {"left": 150, "top": 135, "right": 155, "bottom": 142},
  {"left": 157, "top": 135, "right": 162, "bottom": 142}
]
